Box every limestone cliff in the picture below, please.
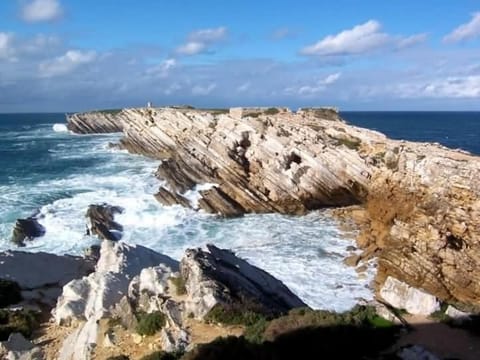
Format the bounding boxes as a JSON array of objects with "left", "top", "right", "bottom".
[
  {"left": 67, "top": 110, "right": 124, "bottom": 133},
  {"left": 67, "top": 106, "right": 480, "bottom": 309}
]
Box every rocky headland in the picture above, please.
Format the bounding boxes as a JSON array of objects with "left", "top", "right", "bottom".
[
  {"left": 1, "top": 106, "right": 479, "bottom": 359},
  {"left": 66, "top": 106, "right": 480, "bottom": 311}
]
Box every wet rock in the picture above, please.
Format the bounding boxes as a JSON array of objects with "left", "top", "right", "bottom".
[
  {"left": 197, "top": 187, "right": 245, "bottom": 217},
  {"left": 86, "top": 204, "right": 124, "bottom": 241},
  {"left": 154, "top": 187, "right": 191, "bottom": 208},
  {"left": 11, "top": 218, "right": 45, "bottom": 247}
]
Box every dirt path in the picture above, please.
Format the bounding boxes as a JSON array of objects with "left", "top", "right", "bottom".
[{"left": 395, "top": 314, "right": 480, "bottom": 360}]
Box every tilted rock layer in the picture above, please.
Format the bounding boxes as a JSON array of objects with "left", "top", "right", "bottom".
[{"left": 67, "top": 107, "right": 480, "bottom": 308}]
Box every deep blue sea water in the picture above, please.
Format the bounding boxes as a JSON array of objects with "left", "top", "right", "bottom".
[
  {"left": 342, "top": 111, "right": 480, "bottom": 155},
  {"left": 0, "top": 111, "right": 478, "bottom": 310}
]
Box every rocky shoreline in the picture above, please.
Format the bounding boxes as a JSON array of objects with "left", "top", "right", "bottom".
[{"left": 1, "top": 106, "right": 479, "bottom": 359}]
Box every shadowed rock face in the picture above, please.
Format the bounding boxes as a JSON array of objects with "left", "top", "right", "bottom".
[
  {"left": 181, "top": 244, "right": 307, "bottom": 319},
  {"left": 11, "top": 218, "right": 46, "bottom": 246},
  {"left": 86, "top": 204, "right": 124, "bottom": 241},
  {"left": 67, "top": 107, "right": 480, "bottom": 308}
]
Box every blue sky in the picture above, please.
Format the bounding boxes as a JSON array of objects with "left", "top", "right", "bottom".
[{"left": 1, "top": 0, "right": 480, "bottom": 112}]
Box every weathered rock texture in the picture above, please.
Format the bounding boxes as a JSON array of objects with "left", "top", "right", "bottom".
[
  {"left": 11, "top": 218, "right": 45, "bottom": 246},
  {"left": 54, "top": 242, "right": 305, "bottom": 358},
  {"left": 67, "top": 111, "right": 124, "bottom": 133},
  {"left": 181, "top": 244, "right": 307, "bottom": 319},
  {"left": 86, "top": 204, "right": 124, "bottom": 241},
  {"left": 0, "top": 251, "right": 95, "bottom": 308},
  {"left": 67, "top": 107, "right": 480, "bottom": 308}
]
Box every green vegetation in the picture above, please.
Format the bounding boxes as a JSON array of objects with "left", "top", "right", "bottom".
[
  {"left": 135, "top": 311, "right": 166, "bottom": 336},
  {"left": 0, "top": 279, "right": 22, "bottom": 307},
  {"left": 204, "top": 303, "right": 266, "bottom": 327},
  {"left": 264, "top": 108, "right": 280, "bottom": 115},
  {"left": 140, "top": 351, "right": 184, "bottom": 360},
  {"left": 334, "top": 136, "right": 362, "bottom": 150},
  {"left": 169, "top": 276, "right": 187, "bottom": 296},
  {"left": 0, "top": 309, "right": 40, "bottom": 341},
  {"left": 96, "top": 109, "right": 122, "bottom": 115}
]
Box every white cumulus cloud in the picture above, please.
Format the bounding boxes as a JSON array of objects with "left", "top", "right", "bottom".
[
  {"left": 301, "top": 20, "right": 389, "bottom": 56},
  {"left": 176, "top": 26, "right": 227, "bottom": 56},
  {"left": 0, "top": 32, "right": 15, "bottom": 61},
  {"left": 444, "top": 12, "right": 480, "bottom": 43},
  {"left": 285, "top": 72, "right": 341, "bottom": 96},
  {"left": 192, "top": 83, "right": 217, "bottom": 95},
  {"left": 145, "top": 58, "right": 177, "bottom": 78},
  {"left": 21, "top": 0, "right": 63, "bottom": 23},
  {"left": 39, "top": 50, "right": 96, "bottom": 77}
]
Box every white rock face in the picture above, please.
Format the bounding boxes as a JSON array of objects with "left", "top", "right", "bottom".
[
  {"left": 445, "top": 305, "right": 472, "bottom": 324},
  {"left": 0, "top": 251, "right": 94, "bottom": 308},
  {"left": 55, "top": 241, "right": 178, "bottom": 360},
  {"left": 380, "top": 276, "right": 440, "bottom": 315}
]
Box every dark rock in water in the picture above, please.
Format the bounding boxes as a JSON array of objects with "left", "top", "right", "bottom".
[
  {"left": 86, "top": 204, "right": 124, "bottom": 241},
  {"left": 11, "top": 218, "right": 46, "bottom": 246},
  {"left": 197, "top": 187, "right": 245, "bottom": 217},
  {"left": 154, "top": 187, "right": 192, "bottom": 208}
]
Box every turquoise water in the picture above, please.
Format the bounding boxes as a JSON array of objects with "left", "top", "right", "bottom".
[{"left": 0, "top": 113, "right": 373, "bottom": 311}]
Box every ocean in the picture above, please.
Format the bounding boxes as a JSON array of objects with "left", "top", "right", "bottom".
[{"left": 0, "top": 111, "right": 478, "bottom": 311}]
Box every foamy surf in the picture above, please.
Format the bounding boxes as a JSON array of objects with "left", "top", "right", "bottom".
[
  {"left": 53, "top": 123, "right": 68, "bottom": 132},
  {"left": 0, "top": 119, "right": 374, "bottom": 311}
]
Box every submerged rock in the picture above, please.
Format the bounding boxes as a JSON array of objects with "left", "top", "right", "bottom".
[{"left": 11, "top": 218, "right": 45, "bottom": 247}]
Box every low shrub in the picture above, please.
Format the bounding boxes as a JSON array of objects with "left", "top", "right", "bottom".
[
  {"left": 169, "top": 276, "right": 187, "bottom": 296},
  {"left": 264, "top": 108, "right": 280, "bottom": 115},
  {"left": 135, "top": 311, "right": 166, "bottom": 336},
  {"left": 0, "top": 309, "right": 40, "bottom": 341},
  {"left": 204, "top": 303, "right": 266, "bottom": 327},
  {"left": 140, "top": 351, "right": 184, "bottom": 360},
  {"left": 106, "top": 355, "right": 130, "bottom": 360}
]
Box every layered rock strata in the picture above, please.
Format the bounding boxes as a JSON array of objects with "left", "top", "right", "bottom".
[{"left": 67, "top": 107, "right": 480, "bottom": 309}]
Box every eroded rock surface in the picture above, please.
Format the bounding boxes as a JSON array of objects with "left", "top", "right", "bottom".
[
  {"left": 67, "top": 111, "right": 124, "bottom": 133},
  {"left": 0, "top": 251, "right": 94, "bottom": 308},
  {"left": 11, "top": 218, "right": 45, "bottom": 247},
  {"left": 67, "top": 107, "right": 480, "bottom": 308},
  {"left": 86, "top": 204, "right": 124, "bottom": 241}
]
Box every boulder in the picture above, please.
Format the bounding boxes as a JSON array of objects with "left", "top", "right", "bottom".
[
  {"left": 379, "top": 276, "right": 440, "bottom": 315},
  {"left": 0, "top": 251, "right": 94, "bottom": 308},
  {"left": 154, "top": 187, "right": 192, "bottom": 208},
  {"left": 11, "top": 218, "right": 45, "bottom": 246},
  {"left": 86, "top": 204, "right": 124, "bottom": 241},
  {"left": 55, "top": 241, "right": 178, "bottom": 360},
  {"left": 181, "top": 244, "right": 307, "bottom": 319},
  {"left": 0, "top": 333, "right": 43, "bottom": 360}
]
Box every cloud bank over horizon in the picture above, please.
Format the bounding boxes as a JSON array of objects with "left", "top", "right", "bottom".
[{"left": 1, "top": 1, "right": 479, "bottom": 112}]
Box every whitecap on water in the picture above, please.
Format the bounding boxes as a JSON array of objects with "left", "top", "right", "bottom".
[{"left": 52, "top": 123, "right": 68, "bottom": 132}]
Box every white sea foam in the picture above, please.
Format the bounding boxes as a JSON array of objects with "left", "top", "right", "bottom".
[
  {"left": 0, "top": 124, "right": 374, "bottom": 311},
  {"left": 52, "top": 123, "right": 68, "bottom": 132}
]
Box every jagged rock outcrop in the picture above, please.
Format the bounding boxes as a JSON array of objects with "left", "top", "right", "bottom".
[
  {"left": 0, "top": 251, "right": 94, "bottom": 308},
  {"left": 67, "top": 111, "right": 124, "bottom": 133},
  {"left": 66, "top": 106, "right": 480, "bottom": 308},
  {"left": 11, "top": 218, "right": 45, "bottom": 246},
  {"left": 181, "top": 244, "right": 307, "bottom": 318},
  {"left": 54, "top": 241, "right": 178, "bottom": 360},
  {"left": 54, "top": 242, "right": 306, "bottom": 357},
  {"left": 86, "top": 204, "right": 124, "bottom": 241},
  {"left": 379, "top": 276, "right": 440, "bottom": 315}
]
